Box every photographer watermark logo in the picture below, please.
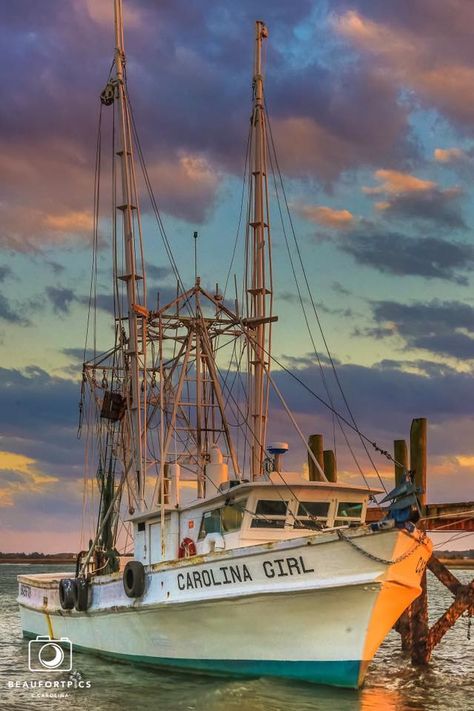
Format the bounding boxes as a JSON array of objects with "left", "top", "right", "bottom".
[
  {"left": 28, "top": 635, "right": 72, "bottom": 672},
  {"left": 4, "top": 635, "right": 91, "bottom": 698}
]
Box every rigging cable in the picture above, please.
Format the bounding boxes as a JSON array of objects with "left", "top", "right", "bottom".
[
  {"left": 266, "top": 140, "right": 377, "bottom": 493},
  {"left": 125, "top": 91, "right": 193, "bottom": 319},
  {"left": 223, "top": 125, "right": 252, "bottom": 299},
  {"left": 264, "top": 345, "right": 409, "bottom": 472},
  {"left": 265, "top": 100, "right": 388, "bottom": 493}
]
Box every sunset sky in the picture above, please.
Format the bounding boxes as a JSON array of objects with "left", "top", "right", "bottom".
[{"left": 1, "top": 0, "right": 473, "bottom": 552}]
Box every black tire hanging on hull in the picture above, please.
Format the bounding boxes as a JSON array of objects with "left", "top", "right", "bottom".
[
  {"left": 123, "top": 560, "right": 145, "bottom": 598},
  {"left": 75, "top": 576, "right": 91, "bottom": 611},
  {"left": 59, "top": 578, "right": 77, "bottom": 610}
]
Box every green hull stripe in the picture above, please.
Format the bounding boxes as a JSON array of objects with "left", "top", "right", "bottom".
[{"left": 23, "top": 630, "right": 361, "bottom": 688}]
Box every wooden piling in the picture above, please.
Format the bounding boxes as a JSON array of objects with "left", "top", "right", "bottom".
[
  {"left": 323, "top": 450, "right": 337, "bottom": 482},
  {"left": 394, "top": 606, "right": 412, "bottom": 652},
  {"left": 410, "top": 418, "right": 427, "bottom": 507},
  {"left": 394, "top": 439, "right": 408, "bottom": 487},
  {"left": 392, "top": 437, "right": 411, "bottom": 649},
  {"left": 427, "top": 557, "right": 474, "bottom": 652},
  {"left": 308, "top": 434, "right": 324, "bottom": 481},
  {"left": 391, "top": 417, "right": 474, "bottom": 666},
  {"left": 409, "top": 417, "right": 429, "bottom": 664},
  {"left": 410, "top": 571, "right": 430, "bottom": 664}
]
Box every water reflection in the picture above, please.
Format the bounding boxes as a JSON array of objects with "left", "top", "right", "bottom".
[
  {"left": 359, "top": 686, "right": 423, "bottom": 711},
  {"left": 1, "top": 565, "right": 473, "bottom": 711}
]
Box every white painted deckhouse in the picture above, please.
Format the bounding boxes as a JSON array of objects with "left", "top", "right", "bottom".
[{"left": 18, "top": 0, "right": 432, "bottom": 689}]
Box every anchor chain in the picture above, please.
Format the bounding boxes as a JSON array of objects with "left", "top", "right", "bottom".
[{"left": 336, "top": 528, "right": 427, "bottom": 566}]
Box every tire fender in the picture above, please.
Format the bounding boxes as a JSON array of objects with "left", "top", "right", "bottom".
[
  {"left": 59, "top": 578, "right": 77, "bottom": 610},
  {"left": 75, "top": 576, "right": 91, "bottom": 611},
  {"left": 123, "top": 560, "right": 146, "bottom": 598}
]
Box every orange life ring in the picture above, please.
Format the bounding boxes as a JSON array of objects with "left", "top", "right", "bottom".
[{"left": 178, "top": 537, "right": 197, "bottom": 559}]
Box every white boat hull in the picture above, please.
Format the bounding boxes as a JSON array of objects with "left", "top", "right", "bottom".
[{"left": 18, "top": 527, "right": 431, "bottom": 688}]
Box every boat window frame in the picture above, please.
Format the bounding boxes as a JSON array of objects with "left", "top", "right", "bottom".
[
  {"left": 249, "top": 498, "right": 289, "bottom": 529},
  {"left": 197, "top": 498, "right": 248, "bottom": 540},
  {"left": 241, "top": 490, "right": 369, "bottom": 535},
  {"left": 334, "top": 499, "right": 365, "bottom": 527},
  {"left": 292, "top": 500, "right": 331, "bottom": 530}
]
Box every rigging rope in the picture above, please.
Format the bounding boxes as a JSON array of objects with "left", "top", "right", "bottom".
[
  {"left": 223, "top": 125, "right": 252, "bottom": 299},
  {"left": 265, "top": 99, "right": 388, "bottom": 494},
  {"left": 126, "top": 91, "right": 193, "bottom": 319},
  {"left": 78, "top": 46, "right": 415, "bottom": 534},
  {"left": 256, "top": 341, "right": 408, "bottom": 472},
  {"left": 267, "top": 145, "right": 376, "bottom": 492}
]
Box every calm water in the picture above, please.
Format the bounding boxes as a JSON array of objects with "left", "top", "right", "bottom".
[{"left": 0, "top": 564, "right": 472, "bottom": 710}]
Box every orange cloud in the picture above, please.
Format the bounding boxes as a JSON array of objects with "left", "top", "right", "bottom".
[
  {"left": 434, "top": 148, "right": 465, "bottom": 164},
  {"left": 83, "top": 0, "right": 142, "bottom": 29},
  {"left": 0, "top": 139, "right": 96, "bottom": 251},
  {"left": 455, "top": 455, "right": 474, "bottom": 468},
  {"left": 364, "top": 169, "right": 435, "bottom": 196},
  {"left": 271, "top": 117, "right": 357, "bottom": 180},
  {"left": 335, "top": 11, "right": 418, "bottom": 75},
  {"left": 296, "top": 204, "right": 354, "bottom": 228},
  {"left": 43, "top": 211, "right": 93, "bottom": 233},
  {"left": 146, "top": 152, "right": 220, "bottom": 223},
  {"left": 335, "top": 10, "right": 474, "bottom": 125},
  {"left": 0, "top": 451, "right": 57, "bottom": 507},
  {"left": 363, "top": 169, "right": 462, "bottom": 223},
  {"left": 0, "top": 138, "right": 220, "bottom": 250},
  {"left": 0, "top": 207, "right": 93, "bottom": 252}
]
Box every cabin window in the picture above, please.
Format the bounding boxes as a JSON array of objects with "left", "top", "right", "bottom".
[
  {"left": 199, "top": 509, "right": 221, "bottom": 538},
  {"left": 293, "top": 501, "right": 330, "bottom": 529},
  {"left": 221, "top": 502, "right": 246, "bottom": 533},
  {"left": 334, "top": 501, "right": 363, "bottom": 527},
  {"left": 250, "top": 499, "right": 288, "bottom": 528},
  {"left": 198, "top": 500, "right": 247, "bottom": 540},
  {"left": 337, "top": 502, "right": 363, "bottom": 518}
]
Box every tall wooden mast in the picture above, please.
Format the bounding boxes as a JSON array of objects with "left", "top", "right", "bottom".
[
  {"left": 248, "top": 20, "right": 273, "bottom": 479},
  {"left": 113, "top": 0, "right": 145, "bottom": 508}
]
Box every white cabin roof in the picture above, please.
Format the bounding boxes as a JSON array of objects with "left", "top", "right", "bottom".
[{"left": 129, "top": 473, "right": 382, "bottom": 523}]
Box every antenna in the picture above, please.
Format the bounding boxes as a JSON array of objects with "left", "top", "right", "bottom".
[{"left": 194, "top": 230, "right": 198, "bottom": 282}]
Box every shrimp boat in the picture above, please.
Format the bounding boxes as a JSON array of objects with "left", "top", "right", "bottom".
[{"left": 18, "top": 1, "right": 432, "bottom": 688}]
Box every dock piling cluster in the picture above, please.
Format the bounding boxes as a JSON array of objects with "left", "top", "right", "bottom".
[{"left": 390, "top": 418, "right": 473, "bottom": 664}]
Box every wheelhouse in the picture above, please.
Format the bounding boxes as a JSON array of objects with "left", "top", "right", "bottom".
[{"left": 130, "top": 472, "right": 380, "bottom": 566}]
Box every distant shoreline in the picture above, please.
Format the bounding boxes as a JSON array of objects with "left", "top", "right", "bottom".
[
  {"left": 1, "top": 555, "right": 473, "bottom": 568},
  {"left": 436, "top": 557, "right": 474, "bottom": 568},
  {"left": 0, "top": 557, "right": 76, "bottom": 564}
]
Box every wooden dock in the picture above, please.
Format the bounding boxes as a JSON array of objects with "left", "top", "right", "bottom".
[
  {"left": 369, "top": 418, "right": 473, "bottom": 665},
  {"left": 366, "top": 501, "right": 474, "bottom": 531}
]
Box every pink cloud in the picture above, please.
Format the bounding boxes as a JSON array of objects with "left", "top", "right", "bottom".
[
  {"left": 296, "top": 204, "right": 354, "bottom": 228},
  {"left": 272, "top": 117, "right": 362, "bottom": 180},
  {"left": 361, "top": 169, "right": 463, "bottom": 226},
  {"left": 335, "top": 9, "right": 474, "bottom": 127},
  {"left": 434, "top": 147, "right": 466, "bottom": 164},
  {"left": 364, "top": 169, "right": 436, "bottom": 196},
  {"left": 145, "top": 152, "right": 220, "bottom": 224}
]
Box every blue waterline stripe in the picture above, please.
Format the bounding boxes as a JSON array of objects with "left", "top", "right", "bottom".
[{"left": 23, "top": 630, "right": 361, "bottom": 688}]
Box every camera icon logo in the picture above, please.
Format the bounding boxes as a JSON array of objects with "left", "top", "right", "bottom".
[{"left": 28, "top": 635, "right": 72, "bottom": 672}]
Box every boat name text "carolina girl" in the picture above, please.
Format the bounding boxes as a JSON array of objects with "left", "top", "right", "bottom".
[{"left": 176, "top": 556, "right": 315, "bottom": 590}]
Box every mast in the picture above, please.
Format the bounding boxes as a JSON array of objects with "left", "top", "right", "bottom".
[
  {"left": 248, "top": 20, "right": 272, "bottom": 479},
  {"left": 113, "top": 0, "right": 145, "bottom": 508}
]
